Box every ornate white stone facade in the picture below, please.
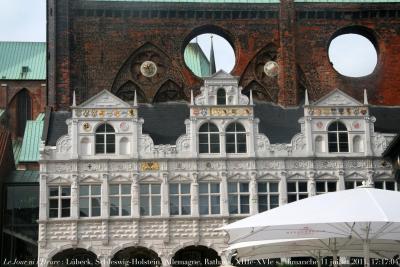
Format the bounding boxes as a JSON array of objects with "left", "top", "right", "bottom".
[{"left": 38, "top": 71, "right": 396, "bottom": 266}]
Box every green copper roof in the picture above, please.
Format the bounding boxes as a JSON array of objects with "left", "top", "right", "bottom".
[
  {"left": 0, "top": 42, "right": 46, "bottom": 80},
  {"left": 5, "top": 170, "right": 39, "bottom": 184},
  {"left": 184, "top": 43, "right": 211, "bottom": 77},
  {"left": 19, "top": 119, "right": 44, "bottom": 162},
  {"left": 12, "top": 140, "right": 22, "bottom": 165}
]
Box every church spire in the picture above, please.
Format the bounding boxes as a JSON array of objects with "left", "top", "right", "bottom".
[{"left": 209, "top": 35, "right": 216, "bottom": 75}]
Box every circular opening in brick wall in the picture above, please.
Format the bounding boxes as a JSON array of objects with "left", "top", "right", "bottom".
[
  {"left": 184, "top": 33, "right": 235, "bottom": 78},
  {"left": 328, "top": 30, "right": 378, "bottom": 78}
]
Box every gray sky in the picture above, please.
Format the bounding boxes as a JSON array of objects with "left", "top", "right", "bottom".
[{"left": 0, "top": 1, "right": 377, "bottom": 78}]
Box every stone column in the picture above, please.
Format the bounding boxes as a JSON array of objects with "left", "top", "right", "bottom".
[
  {"left": 191, "top": 172, "right": 199, "bottom": 217},
  {"left": 220, "top": 132, "right": 226, "bottom": 156},
  {"left": 39, "top": 174, "right": 48, "bottom": 221},
  {"left": 101, "top": 174, "right": 109, "bottom": 218},
  {"left": 338, "top": 170, "right": 345, "bottom": 191},
  {"left": 161, "top": 172, "right": 170, "bottom": 217},
  {"left": 279, "top": 171, "right": 288, "bottom": 205},
  {"left": 249, "top": 171, "right": 258, "bottom": 215},
  {"left": 71, "top": 118, "right": 79, "bottom": 159},
  {"left": 132, "top": 174, "right": 140, "bottom": 218},
  {"left": 70, "top": 175, "right": 79, "bottom": 219},
  {"left": 220, "top": 171, "right": 229, "bottom": 216},
  {"left": 247, "top": 119, "right": 256, "bottom": 157},
  {"left": 308, "top": 171, "right": 316, "bottom": 197}
]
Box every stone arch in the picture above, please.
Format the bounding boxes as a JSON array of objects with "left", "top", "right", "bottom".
[
  {"left": 297, "top": 65, "right": 316, "bottom": 104},
  {"left": 8, "top": 88, "right": 32, "bottom": 137},
  {"left": 240, "top": 43, "right": 279, "bottom": 103},
  {"left": 242, "top": 80, "right": 272, "bottom": 102},
  {"left": 115, "top": 81, "right": 147, "bottom": 103},
  {"left": 47, "top": 247, "right": 100, "bottom": 267},
  {"left": 110, "top": 246, "right": 162, "bottom": 267},
  {"left": 172, "top": 245, "right": 222, "bottom": 267},
  {"left": 111, "top": 42, "right": 184, "bottom": 103},
  {"left": 153, "top": 80, "right": 185, "bottom": 103}
]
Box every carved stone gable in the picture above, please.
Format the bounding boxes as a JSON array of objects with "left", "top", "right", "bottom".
[
  {"left": 78, "top": 90, "right": 131, "bottom": 109},
  {"left": 313, "top": 89, "right": 362, "bottom": 107}
]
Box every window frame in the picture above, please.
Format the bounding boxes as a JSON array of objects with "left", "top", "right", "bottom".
[
  {"left": 327, "top": 121, "right": 349, "bottom": 153},
  {"left": 79, "top": 184, "right": 101, "bottom": 218},
  {"left": 315, "top": 180, "right": 337, "bottom": 195},
  {"left": 140, "top": 183, "right": 161, "bottom": 216},
  {"left": 216, "top": 88, "right": 226, "bottom": 105},
  {"left": 226, "top": 122, "right": 247, "bottom": 154},
  {"left": 48, "top": 185, "right": 71, "bottom": 219},
  {"left": 257, "top": 181, "right": 279, "bottom": 212},
  {"left": 109, "top": 184, "right": 131, "bottom": 217},
  {"left": 374, "top": 180, "right": 398, "bottom": 191},
  {"left": 199, "top": 182, "right": 221, "bottom": 215},
  {"left": 198, "top": 123, "right": 220, "bottom": 154},
  {"left": 95, "top": 123, "right": 116, "bottom": 154},
  {"left": 169, "top": 183, "right": 191, "bottom": 216},
  {"left": 228, "top": 182, "right": 250, "bottom": 215},
  {"left": 345, "top": 180, "right": 364, "bottom": 190},
  {"left": 287, "top": 181, "right": 308, "bottom": 203}
]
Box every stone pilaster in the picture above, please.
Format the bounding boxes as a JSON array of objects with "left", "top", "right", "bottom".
[
  {"left": 161, "top": 172, "right": 170, "bottom": 217},
  {"left": 249, "top": 171, "right": 258, "bottom": 215},
  {"left": 220, "top": 171, "right": 229, "bottom": 216},
  {"left": 191, "top": 172, "right": 199, "bottom": 217},
  {"left": 279, "top": 171, "right": 288, "bottom": 205}
]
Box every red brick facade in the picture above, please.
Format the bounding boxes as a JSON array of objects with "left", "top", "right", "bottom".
[{"left": 48, "top": 0, "right": 400, "bottom": 108}]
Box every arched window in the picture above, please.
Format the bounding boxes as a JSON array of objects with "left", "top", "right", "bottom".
[
  {"left": 95, "top": 124, "right": 115, "bottom": 154},
  {"left": 226, "top": 122, "right": 247, "bottom": 153},
  {"left": 328, "top": 121, "right": 349, "bottom": 152},
  {"left": 216, "top": 88, "right": 226, "bottom": 105},
  {"left": 199, "top": 123, "right": 220, "bottom": 154},
  {"left": 16, "top": 89, "right": 32, "bottom": 137}
]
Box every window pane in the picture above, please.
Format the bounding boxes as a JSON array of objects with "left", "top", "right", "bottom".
[
  {"left": 337, "top": 122, "right": 347, "bottom": 131},
  {"left": 386, "top": 182, "right": 395, "bottom": 191},
  {"left": 199, "top": 134, "right": 208, "bottom": 143},
  {"left": 96, "top": 144, "right": 104, "bottom": 154},
  {"left": 80, "top": 185, "right": 89, "bottom": 196},
  {"left": 49, "top": 199, "right": 58, "bottom": 209},
  {"left": 209, "top": 123, "right": 218, "bottom": 132},
  {"left": 345, "top": 182, "right": 355, "bottom": 189},
  {"left": 328, "top": 143, "right": 338, "bottom": 152},
  {"left": 110, "top": 197, "right": 119, "bottom": 216},
  {"left": 299, "top": 182, "right": 308, "bottom": 192},
  {"left": 287, "top": 182, "right": 296, "bottom": 192},
  {"left": 181, "top": 184, "right": 190, "bottom": 194},
  {"left": 258, "top": 195, "right": 268, "bottom": 212},
  {"left": 151, "top": 184, "right": 160, "bottom": 194},
  {"left": 140, "top": 184, "right": 149, "bottom": 194},
  {"left": 121, "top": 184, "right": 131, "bottom": 195},
  {"left": 339, "top": 133, "right": 348, "bottom": 143},
  {"left": 240, "top": 195, "right": 250, "bottom": 213},
  {"left": 237, "top": 134, "right": 246, "bottom": 143},
  {"left": 228, "top": 183, "right": 237, "bottom": 193},
  {"left": 61, "top": 208, "right": 70, "bottom": 217},
  {"left": 49, "top": 209, "right": 58, "bottom": 218},
  {"left": 229, "top": 195, "right": 238, "bottom": 214},
  {"left": 327, "top": 182, "right": 337, "bottom": 192},
  {"left": 211, "top": 196, "right": 220, "bottom": 214},
  {"left": 121, "top": 197, "right": 131, "bottom": 216},
  {"left": 199, "top": 183, "right": 208, "bottom": 194},
  {"left": 328, "top": 133, "right": 337, "bottom": 142},
  {"left": 270, "top": 195, "right": 279, "bottom": 209},
  {"left": 237, "top": 144, "right": 247, "bottom": 153},
  {"left": 92, "top": 207, "right": 101, "bottom": 217},
  {"left": 226, "top": 134, "right": 235, "bottom": 143},
  {"left": 181, "top": 195, "right": 190, "bottom": 206},
  {"left": 91, "top": 185, "right": 101, "bottom": 195},
  {"left": 270, "top": 183, "right": 279, "bottom": 192},
  {"left": 288, "top": 194, "right": 297, "bottom": 203},
  {"left": 61, "top": 199, "right": 70, "bottom": 209},
  {"left": 210, "top": 183, "right": 220, "bottom": 193},
  {"left": 339, "top": 142, "right": 349, "bottom": 152},
  {"left": 140, "top": 196, "right": 149, "bottom": 216},
  {"left": 80, "top": 198, "right": 89, "bottom": 209},
  {"left": 106, "top": 134, "right": 115, "bottom": 144},
  {"left": 62, "top": 187, "right": 71, "bottom": 196},
  {"left": 316, "top": 182, "right": 325, "bottom": 192},
  {"left": 96, "top": 134, "right": 104, "bottom": 143},
  {"left": 210, "top": 144, "right": 220, "bottom": 153},
  {"left": 151, "top": 196, "right": 161, "bottom": 215},
  {"left": 199, "top": 195, "right": 209, "bottom": 215},
  {"left": 170, "top": 184, "right": 178, "bottom": 194},
  {"left": 299, "top": 194, "right": 308, "bottom": 200},
  {"left": 210, "top": 133, "right": 219, "bottom": 143},
  {"left": 49, "top": 187, "right": 59, "bottom": 197},
  {"left": 258, "top": 183, "right": 267, "bottom": 193},
  {"left": 199, "top": 144, "right": 208, "bottom": 153},
  {"left": 92, "top": 197, "right": 101, "bottom": 208},
  {"left": 110, "top": 185, "right": 119, "bottom": 195},
  {"left": 170, "top": 196, "right": 179, "bottom": 215},
  {"left": 240, "top": 183, "right": 249, "bottom": 192},
  {"left": 97, "top": 124, "right": 106, "bottom": 132},
  {"left": 106, "top": 144, "right": 115, "bottom": 153},
  {"left": 226, "top": 144, "right": 235, "bottom": 153}
]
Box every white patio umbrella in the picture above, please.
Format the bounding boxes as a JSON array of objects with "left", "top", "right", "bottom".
[
  {"left": 222, "top": 187, "right": 400, "bottom": 267},
  {"left": 227, "top": 237, "right": 400, "bottom": 266}
]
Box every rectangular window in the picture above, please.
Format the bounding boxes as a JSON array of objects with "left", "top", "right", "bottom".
[
  {"left": 258, "top": 182, "right": 279, "bottom": 212},
  {"left": 109, "top": 184, "right": 131, "bottom": 216},
  {"left": 199, "top": 182, "right": 220, "bottom": 215},
  {"left": 228, "top": 182, "right": 250, "bottom": 214},
  {"left": 170, "top": 183, "right": 191, "bottom": 215},
  {"left": 316, "top": 181, "right": 337, "bottom": 194},
  {"left": 287, "top": 181, "right": 308, "bottom": 203},
  {"left": 374, "top": 181, "right": 397, "bottom": 191},
  {"left": 48, "top": 186, "right": 71, "bottom": 218},
  {"left": 79, "top": 185, "right": 101, "bottom": 217},
  {"left": 345, "top": 180, "right": 363, "bottom": 189},
  {"left": 140, "top": 184, "right": 161, "bottom": 216}
]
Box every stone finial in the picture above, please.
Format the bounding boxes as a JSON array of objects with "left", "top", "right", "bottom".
[
  {"left": 134, "top": 90, "right": 138, "bottom": 107},
  {"left": 72, "top": 90, "right": 77, "bottom": 107},
  {"left": 305, "top": 89, "right": 309, "bottom": 105},
  {"left": 363, "top": 89, "right": 368, "bottom": 105},
  {"left": 249, "top": 89, "right": 253, "bottom": 105},
  {"left": 191, "top": 89, "right": 194, "bottom": 105}
]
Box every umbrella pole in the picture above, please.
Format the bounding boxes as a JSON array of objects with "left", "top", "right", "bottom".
[
  {"left": 317, "top": 251, "right": 322, "bottom": 267},
  {"left": 332, "top": 250, "right": 338, "bottom": 267},
  {"left": 363, "top": 240, "right": 370, "bottom": 267}
]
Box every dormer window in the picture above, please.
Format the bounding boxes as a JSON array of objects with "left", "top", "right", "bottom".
[
  {"left": 95, "top": 123, "right": 115, "bottom": 154},
  {"left": 328, "top": 121, "right": 349, "bottom": 152},
  {"left": 199, "top": 123, "right": 220, "bottom": 154},
  {"left": 216, "top": 88, "right": 226, "bottom": 105}
]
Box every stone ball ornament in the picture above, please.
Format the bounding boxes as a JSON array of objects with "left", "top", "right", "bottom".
[{"left": 264, "top": 61, "right": 279, "bottom": 77}]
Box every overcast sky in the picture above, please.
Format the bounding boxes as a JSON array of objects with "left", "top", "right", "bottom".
[{"left": 0, "top": 0, "right": 377, "bottom": 78}]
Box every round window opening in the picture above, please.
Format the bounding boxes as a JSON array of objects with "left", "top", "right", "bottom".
[
  {"left": 184, "top": 33, "right": 235, "bottom": 78},
  {"left": 328, "top": 33, "right": 378, "bottom": 78}
]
